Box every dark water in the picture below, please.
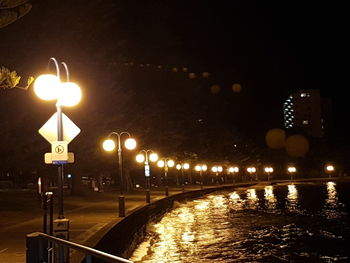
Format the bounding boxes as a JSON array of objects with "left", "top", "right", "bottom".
[{"left": 130, "top": 181, "right": 350, "bottom": 263}]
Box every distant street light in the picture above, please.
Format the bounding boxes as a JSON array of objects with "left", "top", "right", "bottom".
[
  {"left": 157, "top": 158, "right": 175, "bottom": 196},
  {"left": 287, "top": 166, "right": 297, "bottom": 180},
  {"left": 176, "top": 162, "right": 190, "bottom": 192},
  {"left": 34, "top": 57, "right": 82, "bottom": 220},
  {"left": 228, "top": 166, "right": 239, "bottom": 184},
  {"left": 325, "top": 164, "right": 335, "bottom": 178},
  {"left": 102, "top": 132, "right": 137, "bottom": 217},
  {"left": 195, "top": 164, "right": 207, "bottom": 189},
  {"left": 211, "top": 166, "right": 223, "bottom": 184},
  {"left": 247, "top": 167, "right": 257, "bottom": 181},
  {"left": 136, "top": 150, "right": 158, "bottom": 203},
  {"left": 264, "top": 166, "right": 274, "bottom": 181}
]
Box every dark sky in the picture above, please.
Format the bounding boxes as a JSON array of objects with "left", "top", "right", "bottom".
[{"left": 0, "top": 0, "right": 347, "bottom": 165}]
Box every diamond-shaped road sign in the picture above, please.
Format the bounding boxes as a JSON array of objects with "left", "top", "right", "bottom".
[{"left": 39, "top": 112, "right": 80, "bottom": 144}]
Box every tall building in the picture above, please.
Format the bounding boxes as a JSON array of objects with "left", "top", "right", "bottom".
[{"left": 283, "top": 89, "right": 331, "bottom": 138}]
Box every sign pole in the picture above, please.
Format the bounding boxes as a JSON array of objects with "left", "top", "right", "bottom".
[{"left": 56, "top": 104, "right": 64, "bottom": 219}]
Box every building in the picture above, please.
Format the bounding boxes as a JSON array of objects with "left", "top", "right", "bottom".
[{"left": 283, "top": 89, "right": 332, "bottom": 138}]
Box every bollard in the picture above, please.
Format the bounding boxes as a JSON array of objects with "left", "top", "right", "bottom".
[{"left": 26, "top": 232, "right": 48, "bottom": 263}]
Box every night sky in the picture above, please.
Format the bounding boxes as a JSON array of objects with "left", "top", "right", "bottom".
[{"left": 0, "top": 1, "right": 347, "bottom": 173}]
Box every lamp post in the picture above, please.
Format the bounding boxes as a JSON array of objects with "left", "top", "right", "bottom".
[
  {"left": 287, "top": 166, "right": 297, "bottom": 180},
  {"left": 195, "top": 164, "right": 207, "bottom": 189},
  {"left": 247, "top": 167, "right": 256, "bottom": 181},
  {"left": 176, "top": 162, "right": 190, "bottom": 192},
  {"left": 136, "top": 150, "right": 158, "bottom": 203},
  {"left": 102, "top": 132, "right": 136, "bottom": 217},
  {"left": 264, "top": 166, "right": 274, "bottom": 181},
  {"left": 211, "top": 166, "right": 223, "bottom": 184},
  {"left": 34, "top": 57, "right": 82, "bottom": 219},
  {"left": 157, "top": 158, "right": 175, "bottom": 196},
  {"left": 228, "top": 166, "right": 239, "bottom": 184},
  {"left": 324, "top": 164, "right": 335, "bottom": 178}
]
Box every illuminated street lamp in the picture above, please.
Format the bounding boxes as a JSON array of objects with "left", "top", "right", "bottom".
[
  {"left": 102, "top": 132, "right": 137, "bottom": 217},
  {"left": 34, "top": 57, "right": 82, "bottom": 220},
  {"left": 195, "top": 164, "right": 207, "bottom": 189},
  {"left": 287, "top": 166, "right": 297, "bottom": 180},
  {"left": 211, "top": 166, "right": 223, "bottom": 184},
  {"left": 324, "top": 164, "right": 335, "bottom": 178},
  {"left": 228, "top": 166, "right": 239, "bottom": 184},
  {"left": 247, "top": 167, "right": 257, "bottom": 181},
  {"left": 264, "top": 166, "right": 274, "bottom": 181},
  {"left": 157, "top": 158, "right": 175, "bottom": 196},
  {"left": 176, "top": 162, "right": 190, "bottom": 192},
  {"left": 136, "top": 150, "right": 158, "bottom": 203}
]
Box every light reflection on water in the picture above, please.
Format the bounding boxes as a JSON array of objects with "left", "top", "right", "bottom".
[
  {"left": 130, "top": 182, "right": 350, "bottom": 263},
  {"left": 264, "top": 185, "right": 277, "bottom": 210}
]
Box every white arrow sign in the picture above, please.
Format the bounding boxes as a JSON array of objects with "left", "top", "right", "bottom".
[{"left": 39, "top": 112, "right": 80, "bottom": 144}]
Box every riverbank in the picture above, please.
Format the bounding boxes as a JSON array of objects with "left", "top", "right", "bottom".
[{"left": 0, "top": 177, "right": 348, "bottom": 263}]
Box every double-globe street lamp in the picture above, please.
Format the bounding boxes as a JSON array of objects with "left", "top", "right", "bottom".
[
  {"left": 195, "top": 164, "right": 207, "bottom": 189},
  {"left": 228, "top": 166, "right": 239, "bottom": 183},
  {"left": 247, "top": 167, "right": 257, "bottom": 181},
  {"left": 211, "top": 166, "right": 223, "bottom": 184},
  {"left": 287, "top": 166, "right": 297, "bottom": 180},
  {"left": 157, "top": 158, "right": 175, "bottom": 196},
  {"left": 34, "top": 57, "right": 82, "bottom": 220},
  {"left": 102, "top": 132, "right": 137, "bottom": 217},
  {"left": 176, "top": 162, "right": 190, "bottom": 192},
  {"left": 136, "top": 150, "right": 158, "bottom": 203},
  {"left": 264, "top": 166, "right": 274, "bottom": 181}
]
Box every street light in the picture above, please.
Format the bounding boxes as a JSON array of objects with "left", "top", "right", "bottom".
[
  {"left": 264, "top": 166, "right": 274, "bottom": 181},
  {"left": 34, "top": 57, "right": 82, "bottom": 220},
  {"left": 157, "top": 158, "right": 175, "bottom": 196},
  {"left": 195, "top": 164, "right": 207, "bottom": 189},
  {"left": 247, "top": 167, "right": 257, "bottom": 181},
  {"left": 287, "top": 166, "right": 297, "bottom": 180},
  {"left": 211, "top": 166, "right": 223, "bottom": 184},
  {"left": 324, "top": 164, "right": 335, "bottom": 178},
  {"left": 176, "top": 162, "right": 190, "bottom": 192},
  {"left": 102, "top": 132, "right": 137, "bottom": 217},
  {"left": 136, "top": 150, "right": 158, "bottom": 203},
  {"left": 228, "top": 166, "right": 239, "bottom": 184}
]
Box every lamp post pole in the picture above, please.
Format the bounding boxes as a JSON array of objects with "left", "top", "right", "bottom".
[
  {"left": 164, "top": 161, "right": 169, "bottom": 196},
  {"left": 50, "top": 58, "right": 65, "bottom": 219},
  {"left": 158, "top": 158, "right": 174, "bottom": 196},
  {"left": 136, "top": 150, "right": 158, "bottom": 203},
  {"left": 104, "top": 131, "right": 136, "bottom": 217}
]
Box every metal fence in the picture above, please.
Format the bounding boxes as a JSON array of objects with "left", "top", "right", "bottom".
[{"left": 26, "top": 232, "right": 133, "bottom": 263}]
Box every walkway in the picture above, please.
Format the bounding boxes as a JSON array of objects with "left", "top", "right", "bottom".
[{"left": 0, "top": 186, "right": 202, "bottom": 263}]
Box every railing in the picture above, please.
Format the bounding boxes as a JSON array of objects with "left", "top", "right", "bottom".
[{"left": 26, "top": 232, "right": 133, "bottom": 263}]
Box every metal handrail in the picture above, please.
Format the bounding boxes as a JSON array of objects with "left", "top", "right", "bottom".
[{"left": 26, "top": 232, "right": 133, "bottom": 263}]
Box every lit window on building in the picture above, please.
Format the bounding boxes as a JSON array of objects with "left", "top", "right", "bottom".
[{"left": 302, "top": 120, "right": 309, "bottom": 125}]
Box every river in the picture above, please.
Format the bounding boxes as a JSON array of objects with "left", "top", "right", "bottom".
[{"left": 129, "top": 180, "right": 350, "bottom": 262}]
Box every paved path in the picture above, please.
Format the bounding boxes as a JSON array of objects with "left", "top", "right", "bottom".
[{"left": 0, "top": 186, "right": 201, "bottom": 263}]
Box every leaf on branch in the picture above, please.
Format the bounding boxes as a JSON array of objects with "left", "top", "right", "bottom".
[
  {"left": 0, "top": 66, "right": 33, "bottom": 90},
  {"left": 7, "top": 70, "right": 21, "bottom": 88}
]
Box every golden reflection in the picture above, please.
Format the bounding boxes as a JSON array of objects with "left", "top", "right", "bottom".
[
  {"left": 326, "top": 181, "right": 337, "bottom": 207},
  {"left": 246, "top": 189, "right": 259, "bottom": 209},
  {"left": 194, "top": 200, "right": 209, "bottom": 210},
  {"left": 209, "top": 195, "right": 226, "bottom": 208},
  {"left": 230, "top": 191, "right": 240, "bottom": 200},
  {"left": 286, "top": 184, "right": 299, "bottom": 212},
  {"left": 229, "top": 191, "right": 243, "bottom": 210},
  {"left": 181, "top": 232, "right": 195, "bottom": 242},
  {"left": 264, "top": 186, "right": 277, "bottom": 209},
  {"left": 323, "top": 181, "right": 341, "bottom": 219}
]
